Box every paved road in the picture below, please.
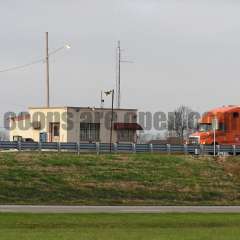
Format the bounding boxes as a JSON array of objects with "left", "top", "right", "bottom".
[{"left": 1, "top": 206, "right": 240, "bottom": 213}]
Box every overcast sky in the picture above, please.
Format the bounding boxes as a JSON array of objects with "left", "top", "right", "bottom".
[{"left": 1, "top": 0, "right": 240, "bottom": 127}]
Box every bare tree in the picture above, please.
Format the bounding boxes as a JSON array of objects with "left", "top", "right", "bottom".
[
  {"left": 168, "top": 105, "right": 199, "bottom": 141},
  {"left": 138, "top": 133, "right": 155, "bottom": 144}
]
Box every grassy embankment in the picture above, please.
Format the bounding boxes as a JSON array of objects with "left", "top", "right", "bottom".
[
  {"left": 0, "top": 152, "right": 240, "bottom": 205},
  {"left": 0, "top": 213, "right": 240, "bottom": 240}
]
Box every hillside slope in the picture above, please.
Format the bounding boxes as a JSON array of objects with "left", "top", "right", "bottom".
[{"left": 0, "top": 153, "right": 240, "bottom": 205}]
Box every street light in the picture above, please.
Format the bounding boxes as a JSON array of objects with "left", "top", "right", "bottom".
[
  {"left": 105, "top": 89, "right": 115, "bottom": 152},
  {"left": 65, "top": 44, "right": 71, "bottom": 49},
  {"left": 48, "top": 44, "right": 71, "bottom": 56}
]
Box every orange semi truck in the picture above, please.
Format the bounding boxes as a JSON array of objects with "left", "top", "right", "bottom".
[{"left": 188, "top": 105, "right": 240, "bottom": 145}]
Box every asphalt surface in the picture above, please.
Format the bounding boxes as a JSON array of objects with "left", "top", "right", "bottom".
[{"left": 0, "top": 206, "right": 240, "bottom": 213}]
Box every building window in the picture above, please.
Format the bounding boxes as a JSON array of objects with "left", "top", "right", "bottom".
[
  {"left": 32, "top": 121, "right": 41, "bottom": 130},
  {"left": 80, "top": 123, "right": 100, "bottom": 142},
  {"left": 219, "top": 123, "right": 226, "bottom": 131},
  {"left": 13, "top": 136, "right": 22, "bottom": 142},
  {"left": 117, "top": 129, "right": 135, "bottom": 142},
  {"left": 233, "top": 112, "right": 239, "bottom": 118}
]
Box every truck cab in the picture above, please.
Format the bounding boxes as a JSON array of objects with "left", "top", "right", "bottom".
[{"left": 188, "top": 106, "right": 240, "bottom": 145}]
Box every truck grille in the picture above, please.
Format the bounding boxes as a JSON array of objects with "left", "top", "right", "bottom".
[{"left": 189, "top": 137, "right": 200, "bottom": 145}]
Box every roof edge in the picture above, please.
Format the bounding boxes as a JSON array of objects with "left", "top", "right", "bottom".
[{"left": 28, "top": 106, "right": 138, "bottom": 111}]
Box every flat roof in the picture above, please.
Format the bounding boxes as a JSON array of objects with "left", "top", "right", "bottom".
[
  {"left": 28, "top": 106, "right": 137, "bottom": 111},
  {"left": 208, "top": 105, "right": 240, "bottom": 114}
]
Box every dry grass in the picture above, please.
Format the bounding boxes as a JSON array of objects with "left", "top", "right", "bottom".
[{"left": 0, "top": 152, "right": 240, "bottom": 205}]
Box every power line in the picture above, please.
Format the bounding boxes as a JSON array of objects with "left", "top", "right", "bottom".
[
  {"left": 0, "top": 45, "right": 70, "bottom": 74},
  {"left": 0, "top": 58, "right": 44, "bottom": 73}
]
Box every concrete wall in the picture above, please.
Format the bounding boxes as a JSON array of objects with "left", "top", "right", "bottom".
[
  {"left": 10, "top": 108, "right": 68, "bottom": 142},
  {"left": 67, "top": 107, "right": 138, "bottom": 143},
  {"left": 9, "top": 117, "right": 33, "bottom": 141}
]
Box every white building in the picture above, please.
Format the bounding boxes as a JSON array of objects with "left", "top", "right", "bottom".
[{"left": 9, "top": 106, "right": 142, "bottom": 143}]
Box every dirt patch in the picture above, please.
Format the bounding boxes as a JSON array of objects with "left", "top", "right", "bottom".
[
  {"left": 66, "top": 180, "right": 146, "bottom": 190},
  {"left": 223, "top": 162, "right": 240, "bottom": 178}
]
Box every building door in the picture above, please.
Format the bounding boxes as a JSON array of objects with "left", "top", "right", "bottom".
[{"left": 49, "top": 122, "right": 60, "bottom": 142}]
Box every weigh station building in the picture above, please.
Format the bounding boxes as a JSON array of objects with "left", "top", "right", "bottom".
[{"left": 9, "top": 107, "right": 143, "bottom": 143}]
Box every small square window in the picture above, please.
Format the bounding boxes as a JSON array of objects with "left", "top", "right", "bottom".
[{"left": 233, "top": 112, "right": 239, "bottom": 118}]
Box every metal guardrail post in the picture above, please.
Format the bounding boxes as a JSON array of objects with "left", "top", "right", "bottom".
[
  {"left": 217, "top": 145, "right": 220, "bottom": 156},
  {"left": 58, "top": 142, "right": 61, "bottom": 152},
  {"left": 96, "top": 142, "right": 100, "bottom": 155},
  {"left": 114, "top": 143, "right": 118, "bottom": 153},
  {"left": 233, "top": 145, "right": 236, "bottom": 156},
  {"left": 77, "top": 142, "right": 80, "bottom": 155},
  {"left": 132, "top": 143, "right": 136, "bottom": 153},
  {"left": 184, "top": 144, "right": 188, "bottom": 155},
  {"left": 18, "top": 141, "right": 22, "bottom": 151},
  {"left": 167, "top": 144, "right": 171, "bottom": 154},
  {"left": 38, "top": 142, "right": 42, "bottom": 152},
  {"left": 149, "top": 144, "right": 153, "bottom": 153},
  {"left": 200, "top": 145, "right": 204, "bottom": 155}
]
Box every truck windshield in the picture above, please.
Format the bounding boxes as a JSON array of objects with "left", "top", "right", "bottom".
[{"left": 198, "top": 123, "right": 212, "bottom": 132}]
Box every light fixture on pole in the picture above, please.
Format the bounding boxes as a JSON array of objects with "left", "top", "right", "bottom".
[
  {"left": 100, "top": 91, "right": 104, "bottom": 108},
  {"left": 105, "top": 89, "right": 115, "bottom": 152},
  {"left": 65, "top": 44, "right": 71, "bottom": 49}
]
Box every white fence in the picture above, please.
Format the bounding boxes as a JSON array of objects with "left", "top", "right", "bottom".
[{"left": 0, "top": 141, "right": 239, "bottom": 155}]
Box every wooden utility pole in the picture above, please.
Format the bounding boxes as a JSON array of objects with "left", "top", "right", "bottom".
[
  {"left": 116, "top": 41, "right": 133, "bottom": 109},
  {"left": 46, "top": 32, "right": 50, "bottom": 107},
  {"left": 116, "top": 41, "right": 121, "bottom": 109}
]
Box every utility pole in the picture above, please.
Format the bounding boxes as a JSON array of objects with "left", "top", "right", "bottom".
[
  {"left": 116, "top": 41, "right": 132, "bottom": 109},
  {"left": 45, "top": 32, "right": 50, "bottom": 107},
  {"left": 116, "top": 41, "right": 121, "bottom": 109}
]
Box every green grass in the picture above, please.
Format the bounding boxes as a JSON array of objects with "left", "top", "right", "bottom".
[
  {"left": 0, "top": 152, "right": 240, "bottom": 205},
  {"left": 0, "top": 213, "right": 240, "bottom": 240}
]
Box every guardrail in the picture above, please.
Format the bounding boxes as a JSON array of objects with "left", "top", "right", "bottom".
[{"left": 0, "top": 141, "right": 239, "bottom": 155}]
